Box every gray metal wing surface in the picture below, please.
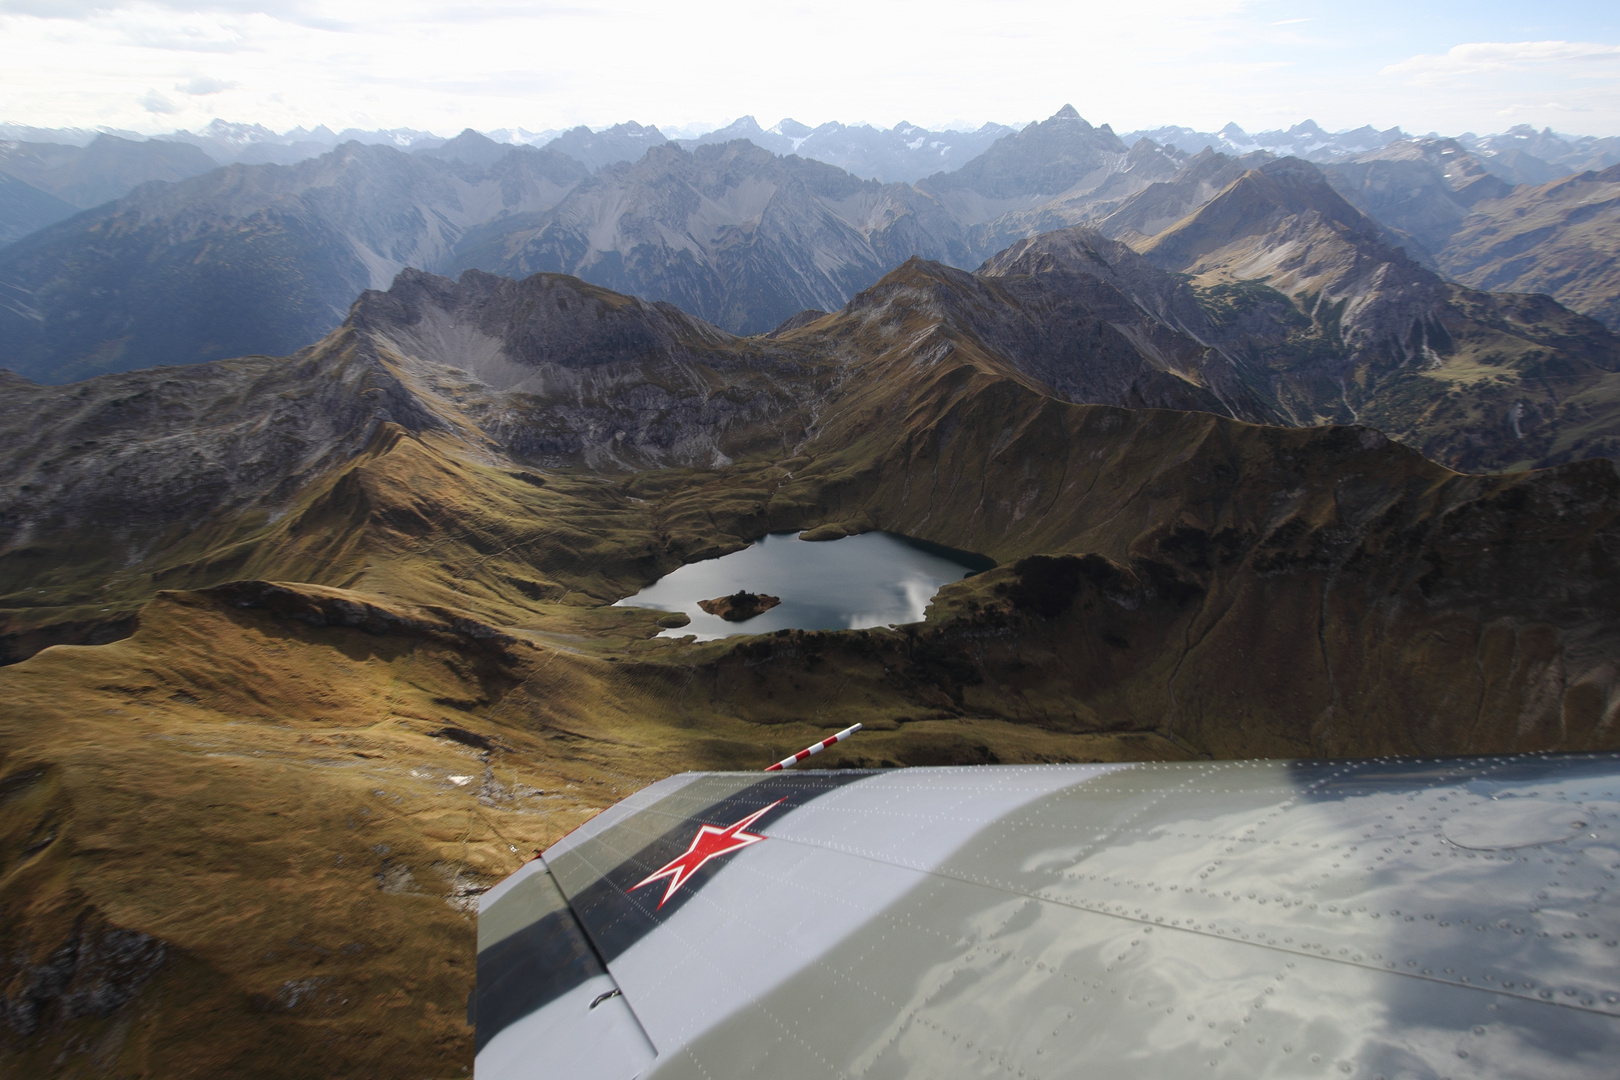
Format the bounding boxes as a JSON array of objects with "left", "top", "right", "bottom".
[{"left": 476, "top": 754, "right": 1620, "bottom": 1079}]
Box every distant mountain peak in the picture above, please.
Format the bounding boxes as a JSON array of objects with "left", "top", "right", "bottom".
[
  {"left": 415, "top": 128, "right": 511, "bottom": 167},
  {"left": 542, "top": 122, "right": 670, "bottom": 170},
  {"left": 922, "top": 105, "right": 1123, "bottom": 198},
  {"left": 602, "top": 120, "right": 664, "bottom": 139}
]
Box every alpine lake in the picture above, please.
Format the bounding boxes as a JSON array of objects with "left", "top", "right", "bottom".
[{"left": 614, "top": 531, "right": 996, "bottom": 640}]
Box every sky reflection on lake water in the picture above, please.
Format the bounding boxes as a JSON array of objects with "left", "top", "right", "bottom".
[{"left": 613, "top": 531, "right": 991, "bottom": 641}]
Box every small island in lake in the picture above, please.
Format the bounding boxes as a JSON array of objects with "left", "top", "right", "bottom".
[{"left": 697, "top": 590, "right": 782, "bottom": 622}]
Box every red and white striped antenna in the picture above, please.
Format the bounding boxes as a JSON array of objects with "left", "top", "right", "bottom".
[{"left": 765, "top": 723, "right": 862, "bottom": 772}]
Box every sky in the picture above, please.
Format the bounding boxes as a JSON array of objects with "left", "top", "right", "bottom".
[{"left": 1, "top": 0, "right": 1618, "bottom": 139}]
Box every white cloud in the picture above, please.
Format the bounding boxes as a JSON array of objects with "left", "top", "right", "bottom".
[
  {"left": 1383, "top": 40, "right": 1620, "bottom": 83},
  {"left": 1371, "top": 40, "right": 1620, "bottom": 133}
]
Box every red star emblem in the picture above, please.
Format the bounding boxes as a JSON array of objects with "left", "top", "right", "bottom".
[{"left": 630, "top": 799, "right": 785, "bottom": 908}]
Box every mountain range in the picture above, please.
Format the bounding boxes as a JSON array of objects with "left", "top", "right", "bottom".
[
  {"left": 4, "top": 109, "right": 1616, "bottom": 343},
  {"left": 4, "top": 106, "right": 1619, "bottom": 481}
]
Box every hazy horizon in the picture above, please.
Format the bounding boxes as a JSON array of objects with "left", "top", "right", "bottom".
[
  {"left": 0, "top": 1, "right": 1617, "bottom": 140},
  {"left": 3, "top": 109, "right": 1615, "bottom": 149}
]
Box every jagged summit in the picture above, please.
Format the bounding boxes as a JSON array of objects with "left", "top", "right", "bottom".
[
  {"left": 920, "top": 105, "right": 1129, "bottom": 205},
  {"left": 414, "top": 128, "right": 511, "bottom": 167},
  {"left": 545, "top": 121, "right": 668, "bottom": 170}
]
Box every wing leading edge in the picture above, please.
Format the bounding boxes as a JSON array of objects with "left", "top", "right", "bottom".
[{"left": 478, "top": 754, "right": 1620, "bottom": 1078}]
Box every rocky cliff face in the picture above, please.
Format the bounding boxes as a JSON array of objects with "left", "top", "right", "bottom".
[{"left": 449, "top": 140, "right": 969, "bottom": 334}]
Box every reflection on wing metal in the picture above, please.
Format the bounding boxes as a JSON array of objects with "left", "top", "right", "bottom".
[{"left": 477, "top": 754, "right": 1620, "bottom": 1078}]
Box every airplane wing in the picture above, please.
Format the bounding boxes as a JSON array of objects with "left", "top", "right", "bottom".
[{"left": 475, "top": 755, "right": 1620, "bottom": 1079}]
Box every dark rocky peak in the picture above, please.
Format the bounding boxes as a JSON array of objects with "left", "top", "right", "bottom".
[
  {"left": 350, "top": 267, "right": 735, "bottom": 386},
  {"left": 544, "top": 121, "right": 668, "bottom": 171},
  {"left": 414, "top": 128, "right": 512, "bottom": 168},
  {"left": 980, "top": 225, "right": 1209, "bottom": 319}
]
